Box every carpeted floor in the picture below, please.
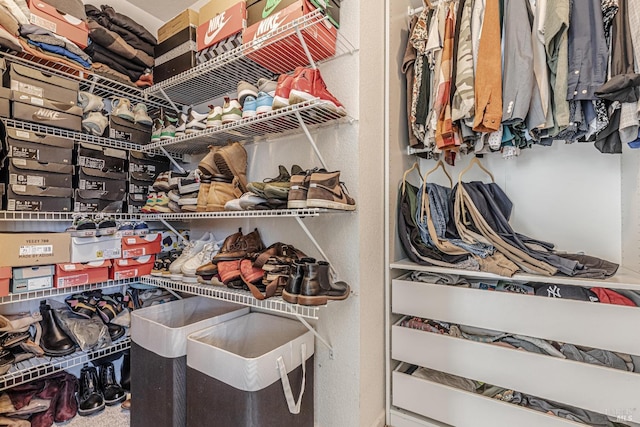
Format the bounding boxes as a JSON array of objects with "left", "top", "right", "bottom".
[{"left": 54, "top": 403, "right": 130, "bottom": 427}]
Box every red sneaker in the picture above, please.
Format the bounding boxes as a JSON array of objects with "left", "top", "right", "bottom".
[
  {"left": 272, "top": 71, "right": 298, "bottom": 110},
  {"left": 289, "top": 68, "right": 346, "bottom": 116}
]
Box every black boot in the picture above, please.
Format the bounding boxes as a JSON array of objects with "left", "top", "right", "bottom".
[
  {"left": 39, "top": 301, "right": 75, "bottom": 357},
  {"left": 107, "top": 323, "right": 125, "bottom": 341},
  {"left": 78, "top": 366, "right": 105, "bottom": 416},
  {"left": 282, "top": 257, "right": 315, "bottom": 304},
  {"left": 298, "top": 261, "right": 350, "bottom": 306},
  {"left": 99, "top": 362, "right": 126, "bottom": 405},
  {"left": 120, "top": 351, "right": 130, "bottom": 391}
]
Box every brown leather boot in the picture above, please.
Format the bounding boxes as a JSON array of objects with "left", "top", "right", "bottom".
[
  {"left": 209, "top": 229, "right": 243, "bottom": 264},
  {"left": 196, "top": 176, "right": 211, "bottom": 212},
  {"left": 297, "top": 261, "right": 350, "bottom": 306},
  {"left": 306, "top": 170, "right": 356, "bottom": 211},
  {"left": 214, "top": 142, "right": 248, "bottom": 192},
  {"left": 198, "top": 145, "right": 220, "bottom": 176},
  {"left": 213, "top": 228, "right": 265, "bottom": 262},
  {"left": 206, "top": 177, "right": 242, "bottom": 212}
]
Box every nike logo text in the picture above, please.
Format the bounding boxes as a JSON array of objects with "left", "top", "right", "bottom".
[
  {"left": 256, "top": 11, "right": 286, "bottom": 39},
  {"left": 33, "top": 109, "right": 63, "bottom": 121},
  {"left": 203, "top": 11, "right": 230, "bottom": 46}
]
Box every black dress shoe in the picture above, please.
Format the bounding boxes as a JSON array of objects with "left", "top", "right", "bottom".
[
  {"left": 78, "top": 366, "right": 105, "bottom": 416},
  {"left": 99, "top": 362, "right": 126, "bottom": 405},
  {"left": 39, "top": 301, "right": 75, "bottom": 357}
]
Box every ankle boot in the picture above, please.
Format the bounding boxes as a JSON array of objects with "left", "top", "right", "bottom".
[
  {"left": 120, "top": 351, "right": 131, "bottom": 391},
  {"left": 54, "top": 372, "right": 78, "bottom": 423},
  {"left": 213, "top": 141, "right": 248, "bottom": 192},
  {"left": 196, "top": 176, "right": 212, "bottom": 212},
  {"left": 206, "top": 177, "right": 242, "bottom": 212},
  {"left": 198, "top": 145, "right": 220, "bottom": 176},
  {"left": 282, "top": 258, "right": 315, "bottom": 304},
  {"left": 99, "top": 362, "right": 127, "bottom": 405},
  {"left": 78, "top": 366, "right": 105, "bottom": 416},
  {"left": 211, "top": 228, "right": 243, "bottom": 263},
  {"left": 306, "top": 170, "right": 356, "bottom": 211},
  {"left": 298, "top": 261, "right": 350, "bottom": 306},
  {"left": 39, "top": 301, "right": 75, "bottom": 357},
  {"left": 213, "top": 228, "right": 265, "bottom": 262}
]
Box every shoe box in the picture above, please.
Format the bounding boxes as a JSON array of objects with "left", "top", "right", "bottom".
[
  {"left": 158, "top": 8, "right": 199, "bottom": 44},
  {"left": 196, "top": 0, "right": 246, "bottom": 64},
  {"left": 0, "top": 267, "right": 10, "bottom": 297},
  {"left": 121, "top": 233, "right": 162, "bottom": 259},
  {"left": 6, "top": 184, "right": 73, "bottom": 212},
  {"left": 243, "top": 0, "right": 338, "bottom": 74},
  {"left": 12, "top": 264, "right": 55, "bottom": 293},
  {"left": 4, "top": 128, "right": 74, "bottom": 165},
  {"left": 70, "top": 235, "right": 122, "bottom": 263},
  {"left": 127, "top": 193, "right": 147, "bottom": 214},
  {"left": 76, "top": 143, "right": 127, "bottom": 173},
  {"left": 129, "top": 177, "right": 152, "bottom": 196},
  {"left": 7, "top": 158, "right": 73, "bottom": 188},
  {"left": 5, "top": 63, "right": 78, "bottom": 106},
  {"left": 55, "top": 260, "right": 111, "bottom": 288},
  {"left": 0, "top": 232, "right": 70, "bottom": 267},
  {"left": 77, "top": 167, "right": 127, "bottom": 194},
  {"left": 74, "top": 189, "right": 125, "bottom": 213},
  {"left": 154, "top": 26, "right": 198, "bottom": 83},
  {"left": 110, "top": 255, "right": 155, "bottom": 280},
  {"left": 247, "top": 0, "right": 339, "bottom": 27},
  {"left": 27, "top": 0, "right": 90, "bottom": 49},
  {"left": 109, "top": 116, "right": 152, "bottom": 145},
  {"left": 129, "top": 151, "right": 171, "bottom": 184},
  {"left": 0, "top": 87, "right": 10, "bottom": 118},
  {"left": 10, "top": 91, "right": 82, "bottom": 132}
]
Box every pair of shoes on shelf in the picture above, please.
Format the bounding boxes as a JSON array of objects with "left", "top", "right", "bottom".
[
  {"left": 79, "top": 92, "right": 110, "bottom": 136},
  {"left": 195, "top": 143, "right": 248, "bottom": 212},
  {"left": 273, "top": 67, "right": 346, "bottom": 116},
  {"left": 175, "top": 108, "right": 209, "bottom": 137},
  {"left": 66, "top": 214, "right": 117, "bottom": 237},
  {"left": 64, "top": 291, "right": 127, "bottom": 339},
  {"left": 282, "top": 258, "right": 350, "bottom": 306},
  {"left": 165, "top": 232, "right": 222, "bottom": 282},
  {"left": 151, "top": 108, "right": 179, "bottom": 141},
  {"left": 238, "top": 78, "right": 278, "bottom": 118},
  {"left": 111, "top": 98, "right": 152, "bottom": 126},
  {"left": 151, "top": 251, "right": 181, "bottom": 276},
  {"left": 78, "top": 362, "right": 126, "bottom": 416},
  {"left": 288, "top": 168, "right": 356, "bottom": 211}
]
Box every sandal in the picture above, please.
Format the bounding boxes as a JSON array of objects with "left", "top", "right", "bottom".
[
  {"left": 64, "top": 291, "right": 101, "bottom": 318},
  {"left": 0, "top": 331, "right": 31, "bottom": 349},
  {"left": 96, "top": 294, "right": 125, "bottom": 323}
]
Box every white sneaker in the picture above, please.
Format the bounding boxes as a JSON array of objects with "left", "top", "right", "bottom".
[
  {"left": 181, "top": 241, "right": 220, "bottom": 282},
  {"left": 224, "top": 198, "right": 243, "bottom": 211},
  {"left": 112, "top": 98, "right": 135, "bottom": 122},
  {"left": 168, "top": 171, "right": 189, "bottom": 190},
  {"left": 257, "top": 78, "right": 278, "bottom": 97},
  {"left": 175, "top": 113, "right": 187, "bottom": 137},
  {"left": 78, "top": 92, "right": 104, "bottom": 113},
  {"left": 168, "top": 232, "right": 215, "bottom": 280},
  {"left": 168, "top": 190, "right": 180, "bottom": 203},
  {"left": 238, "top": 192, "right": 267, "bottom": 210},
  {"left": 82, "top": 112, "right": 108, "bottom": 136},
  {"left": 178, "top": 170, "right": 200, "bottom": 194},
  {"left": 134, "top": 103, "right": 153, "bottom": 125},
  {"left": 185, "top": 109, "right": 209, "bottom": 134},
  {"left": 221, "top": 98, "right": 242, "bottom": 123},
  {"left": 206, "top": 106, "right": 223, "bottom": 128}
]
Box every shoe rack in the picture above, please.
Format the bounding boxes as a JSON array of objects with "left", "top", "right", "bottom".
[{"left": 0, "top": 8, "right": 357, "bottom": 389}]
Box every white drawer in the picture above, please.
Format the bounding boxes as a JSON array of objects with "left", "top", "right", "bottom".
[
  {"left": 389, "top": 408, "right": 449, "bottom": 427},
  {"left": 392, "top": 325, "right": 640, "bottom": 421},
  {"left": 392, "top": 279, "right": 640, "bottom": 355},
  {"left": 392, "top": 369, "right": 582, "bottom": 427}
]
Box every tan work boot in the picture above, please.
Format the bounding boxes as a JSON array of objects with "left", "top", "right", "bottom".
[
  {"left": 306, "top": 170, "right": 356, "bottom": 211},
  {"left": 214, "top": 142, "right": 248, "bottom": 192},
  {"left": 206, "top": 177, "right": 242, "bottom": 212},
  {"left": 198, "top": 145, "right": 220, "bottom": 176},
  {"left": 196, "top": 176, "right": 211, "bottom": 212}
]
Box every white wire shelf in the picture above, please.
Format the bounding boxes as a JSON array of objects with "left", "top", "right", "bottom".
[
  {"left": 0, "top": 278, "right": 137, "bottom": 306},
  {"left": 0, "top": 51, "right": 173, "bottom": 113},
  {"left": 0, "top": 211, "right": 150, "bottom": 222},
  {"left": 145, "top": 208, "right": 333, "bottom": 220},
  {"left": 141, "top": 276, "right": 322, "bottom": 319},
  {"left": 142, "top": 100, "right": 351, "bottom": 154},
  {"left": 144, "top": 10, "right": 357, "bottom": 106},
  {"left": 0, "top": 337, "right": 130, "bottom": 391}
]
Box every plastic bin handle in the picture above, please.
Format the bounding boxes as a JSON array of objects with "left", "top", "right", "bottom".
[{"left": 277, "top": 343, "right": 307, "bottom": 415}]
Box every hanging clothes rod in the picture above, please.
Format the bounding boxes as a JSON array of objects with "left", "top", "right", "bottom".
[{"left": 408, "top": 6, "right": 424, "bottom": 16}]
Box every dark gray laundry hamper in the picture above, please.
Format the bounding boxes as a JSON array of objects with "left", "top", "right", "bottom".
[
  {"left": 186, "top": 312, "right": 315, "bottom": 427},
  {"left": 130, "top": 297, "right": 249, "bottom": 427}
]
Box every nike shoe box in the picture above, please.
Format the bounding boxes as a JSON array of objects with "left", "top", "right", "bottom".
[
  {"left": 109, "top": 116, "right": 152, "bottom": 145},
  {"left": 4, "top": 128, "right": 74, "bottom": 165},
  {"left": 5, "top": 63, "right": 78, "bottom": 106},
  {"left": 74, "top": 189, "right": 125, "bottom": 213},
  {"left": 196, "top": 1, "right": 246, "bottom": 63},
  {"left": 76, "top": 143, "right": 127, "bottom": 174},
  {"left": 243, "top": 0, "right": 337, "bottom": 74},
  {"left": 55, "top": 260, "right": 111, "bottom": 288},
  {"left": 77, "top": 167, "right": 127, "bottom": 194},
  {"left": 12, "top": 265, "right": 55, "bottom": 294},
  {"left": 248, "top": 0, "right": 339, "bottom": 27},
  {"left": 129, "top": 151, "right": 170, "bottom": 187},
  {"left": 154, "top": 26, "right": 198, "bottom": 83},
  {"left": 158, "top": 9, "right": 199, "bottom": 44},
  {"left": 7, "top": 158, "right": 73, "bottom": 188},
  {"left": 5, "top": 184, "right": 73, "bottom": 212},
  {"left": 11, "top": 91, "right": 82, "bottom": 132},
  {"left": 28, "top": 0, "right": 90, "bottom": 49}
]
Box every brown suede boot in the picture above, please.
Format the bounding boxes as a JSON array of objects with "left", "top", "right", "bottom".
[
  {"left": 306, "top": 170, "right": 356, "bottom": 211},
  {"left": 198, "top": 145, "right": 220, "bottom": 176},
  {"left": 213, "top": 142, "right": 248, "bottom": 192},
  {"left": 206, "top": 177, "right": 242, "bottom": 212},
  {"left": 196, "top": 176, "right": 211, "bottom": 212},
  {"left": 213, "top": 228, "right": 265, "bottom": 262}
]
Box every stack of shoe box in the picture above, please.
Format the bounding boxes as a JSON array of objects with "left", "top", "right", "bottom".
[
  {"left": 128, "top": 151, "right": 170, "bottom": 214},
  {"left": 195, "top": 0, "right": 247, "bottom": 64},
  {"left": 75, "top": 143, "right": 128, "bottom": 212},
  {"left": 154, "top": 10, "right": 199, "bottom": 84}
]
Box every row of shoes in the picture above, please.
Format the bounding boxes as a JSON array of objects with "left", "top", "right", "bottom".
[
  {"left": 65, "top": 290, "right": 128, "bottom": 326},
  {"left": 65, "top": 215, "right": 149, "bottom": 237},
  {"left": 77, "top": 362, "right": 127, "bottom": 416},
  {"left": 79, "top": 91, "right": 153, "bottom": 137},
  {"left": 141, "top": 169, "right": 202, "bottom": 213},
  {"left": 150, "top": 66, "right": 345, "bottom": 141}
]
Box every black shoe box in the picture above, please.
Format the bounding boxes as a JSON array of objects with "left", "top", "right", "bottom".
[
  {"left": 74, "top": 189, "right": 125, "bottom": 213},
  {"left": 129, "top": 177, "right": 152, "bottom": 195},
  {"left": 130, "top": 151, "right": 170, "bottom": 182},
  {"left": 127, "top": 193, "right": 146, "bottom": 214},
  {"left": 76, "top": 143, "right": 127, "bottom": 174},
  {"left": 154, "top": 26, "right": 197, "bottom": 84},
  {"left": 109, "top": 116, "right": 152, "bottom": 145},
  {"left": 4, "top": 128, "right": 74, "bottom": 165},
  {"left": 11, "top": 91, "right": 82, "bottom": 132},
  {"left": 7, "top": 158, "right": 73, "bottom": 188},
  {"left": 5, "top": 63, "right": 78, "bottom": 106},
  {"left": 5, "top": 184, "right": 72, "bottom": 211},
  {"left": 0, "top": 87, "right": 10, "bottom": 118},
  {"left": 77, "top": 167, "right": 128, "bottom": 193}
]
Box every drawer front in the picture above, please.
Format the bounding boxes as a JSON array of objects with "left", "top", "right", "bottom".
[
  {"left": 392, "top": 370, "right": 582, "bottom": 427},
  {"left": 392, "top": 325, "right": 640, "bottom": 421},
  {"left": 392, "top": 279, "right": 640, "bottom": 355},
  {"left": 389, "top": 409, "right": 449, "bottom": 427}
]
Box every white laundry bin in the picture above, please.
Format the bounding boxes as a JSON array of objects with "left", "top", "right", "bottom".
[
  {"left": 130, "top": 296, "right": 249, "bottom": 427},
  {"left": 186, "top": 312, "right": 315, "bottom": 427}
]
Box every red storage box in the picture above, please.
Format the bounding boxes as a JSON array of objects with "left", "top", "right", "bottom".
[
  {"left": 28, "top": 0, "right": 90, "bottom": 49},
  {"left": 55, "top": 260, "right": 111, "bottom": 288},
  {"left": 111, "top": 256, "right": 155, "bottom": 280},
  {"left": 242, "top": 0, "right": 336, "bottom": 74},
  {"left": 121, "top": 233, "right": 162, "bottom": 259},
  {"left": 0, "top": 267, "right": 11, "bottom": 297}
]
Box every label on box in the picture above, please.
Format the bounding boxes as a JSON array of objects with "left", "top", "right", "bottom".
[
  {"left": 123, "top": 248, "right": 145, "bottom": 258},
  {"left": 9, "top": 173, "right": 42, "bottom": 186},
  {"left": 132, "top": 164, "right": 156, "bottom": 173},
  {"left": 9, "top": 200, "right": 43, "bottom": 211},
  {"left": 57, "top": 274, "right": 89, "bottom": 287},
  {"left": 29, "top": 13, "right": 57, "bottom": 33},
  {"left": 79, "top": 179, "right": 105, "bottom": 191},
  {"left": 10, "top": 146, "right": 39, "bottom": 160},
  {"left": 13, "top": 159, "right": 27, "bottom": 166},
  {"left": 96, "top": 249, "right": 120, "bottom": 259},
  {"left": 109, "top": 129, "right": 132, "bottom": 141},
  {"left": 77, "top": 156, "right": 105, "bottom": 170},
  {"left": 130, "top": 183, "right": 149, "bottom": 194},
  {"left": 74, "top": 202, "right": 98, "bottom": 212},
  {"left": 20, "top": 244, "right": 53, "bottom": 256},
  {"left": 114, "top": 269, "right": 138, "bottom": 280},
  {"left": 15, "top": 131, "right": 30, "bottom": 139},
  {"left": 27, "top": 276, "right": 52, "bottom": 290},
  {"left": 11, "top": 81, "right": 44, "bottom": 99}
]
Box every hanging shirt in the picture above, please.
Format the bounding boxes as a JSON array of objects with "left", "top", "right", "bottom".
[
  {"left": 452, "top": 0, "right": 475, "bottom": 123},
  {"left": 544, "top": 0, "right": 570, "bottom": 129},
  {"left": 435, "top": 3, "right": 460, "bottom": 150}
]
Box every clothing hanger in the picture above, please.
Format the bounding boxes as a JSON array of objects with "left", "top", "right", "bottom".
[
  {"left": 419, "top": 160, "right": 452, "bottom": 223},
  {"left": 401, "top": 162, "right": 422, "bottom": 195},
  {"left": 458, "top": 156, "right": 495, "bottom": 183},
  {"left": 424, "top": 159, "right": 453, "bottom": 188}
]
